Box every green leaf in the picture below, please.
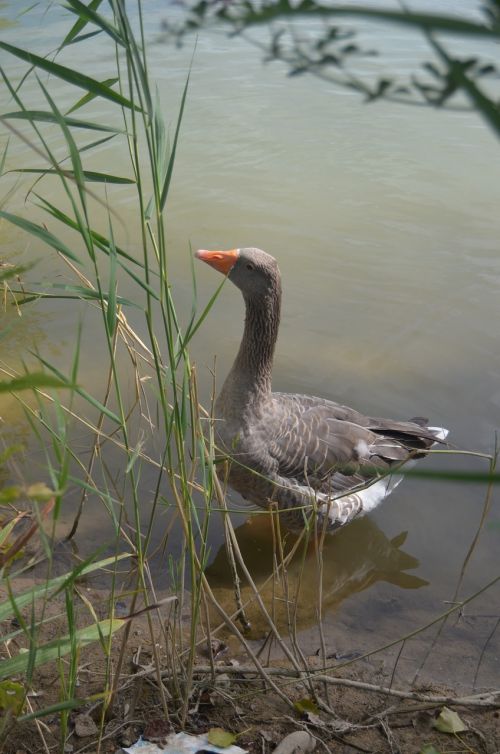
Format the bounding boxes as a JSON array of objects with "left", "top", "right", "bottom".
[
  {"left": 0, "top": 210, "right": 81, "bottom": 264},
  {"left": 26, "top": 483, "right": 54, "bottom": 501},
  {"left": 294, "top": 697, "right": 320, "bottom": 715},
  {"left": 18, "top": 694, "right": 97, "bottom": 722},
  {"left": 0, "top": 373, "right": 74, "bottom": 394},
  {"left": 34, "top": 194, "right": 146, "bottom": 270},
  {"left": 66, "top": 77, "right": 119, "bottom": 115},
  {"left": 64, "top": 0, "right": 126, "bottom": 47},
  {"left": 0, "top": 680, "right": 25, "bottom": 715},
  {"left": 0, "top": 486, "right": 22, "bottom": 505},
  {"left": 0, "top": 263, "right": 34, "bottom": 283},
  {"left": 433, "top": 706, "right": 468, "bottom": 734},
  {"left": 29, "top": 353, "right": 121, "bottom": 424},
  {"left": 0, "top": 136, "right": 9, "bottom": 177},
  {"left": 106, "top": 222, "right": 118, "bottom": 337},
  {"left": 0, "top": 444, "right": 23, "bottom": 466},
  {"left": 329, "top": 7, "right": 499, "bottom": 38},
  {"left": 429, "top": 37, "right": 500, "bottom": 138},
  {"left": 61, "top": 0, "right": 104, "bottom": 47},
  {"left": 0, "top": 41, "right": 139, "bottom": 111},
  {"left": 419, "top": 745, "right": 441, "bottom": 754},
  {"left": 13, "top": 168, "right": 134, "bottom": 184},
  {"left": 207, "top": 728, "right": 237, "bottom": 748},
  {"left": 14, "top": 284, "right": 138, "bottom": 309},
  {"left": 0, "top": 618, "right": 125, "bottom": 680},
  {"left": 38, "top": 77, "right": 86, "bottom": 199},
  {"left": 160, "top": 69, "right": 191, "bottom": 210},
  {"left": 0, "top": 553, "right": 131, "bottom": 622},
  {"left": 2, "top": 110, "right": 120, "bottom": 133},
  {"left": 0, "top": 516, "right": 20, "bottom": 547}
]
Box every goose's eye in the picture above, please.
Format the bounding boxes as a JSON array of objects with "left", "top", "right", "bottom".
[{"left": 246, "top": 263, "right": 255, "bottom": 271}]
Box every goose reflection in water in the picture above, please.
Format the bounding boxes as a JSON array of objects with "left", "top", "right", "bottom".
[{"left": 205, "top": 514, "right": 427, "bottom": 639}]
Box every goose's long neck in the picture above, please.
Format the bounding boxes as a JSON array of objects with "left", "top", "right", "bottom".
[{"left": 219, "top": 283, "right": 281, "bottom": 417}]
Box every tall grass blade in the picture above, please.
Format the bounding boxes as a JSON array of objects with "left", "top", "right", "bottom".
[
  {"left": 34, "top": 195, "right": 144, "bottom": 269},
  {"left": 160, "top": 69, "right": 191, "bottom": 210},
  {"left": 0, "top": 136, "right": 8, "bottom": 177},
  {"left": 14, "top": 168, "right": 135, "bottom": 183},
  {"left": 0, "top": 618, "right": 125, "bottom": 680},
  {"left": 0, "top": 554, "right": 131, "bottom": 622},
  {"left": 0, "top": 373, "right": 74, "bottom": 394},
  {"left": 0, "top": 210, "right": 81, "bottom": 264},
  {"left": 31, "top": 352, "right": 121, "bottom": 423},
  {"left": 106, "top": 219, "right": 118, "bottom": 337},
  {"left": 329, "top": 7, "right": 499, "bottom": 37},
  {"left": 61, "top": 0, "right": 104, "bottom": 47},
  {"left": 0, "top": 41, "right": 139, "bottom": 111},
  {"left": 38, "top": 76, "right": 86, "bottom": 199},
  {"left": 66, "top": 30, "right": 104, "bottom": 46},
  {"left": 0, "top": 263, "right": 34, "bottom": 283},
  {"left": 65, "top": 0, "right": 126, "bottom": 47},
  {"left": 66, "top": 77, "right": 119, "bottom": 114},
  {"left": 2, "top": 110, "right": 121, "bottom": 133},
  {"left": 18, "top": 695, "right": 99, "bottom": 722}
]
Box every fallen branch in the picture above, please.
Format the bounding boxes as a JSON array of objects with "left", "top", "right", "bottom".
[{"left": 157, "top": 664, "right": 499, "bottom": 708}]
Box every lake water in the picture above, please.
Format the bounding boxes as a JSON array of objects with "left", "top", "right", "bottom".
[{"left": 1, "top": 1, "right": 499, "bottom": 688}]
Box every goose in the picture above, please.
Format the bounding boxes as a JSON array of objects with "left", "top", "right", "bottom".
[{"left": 196, "top": 247, "right": 448, "bottom": 532}]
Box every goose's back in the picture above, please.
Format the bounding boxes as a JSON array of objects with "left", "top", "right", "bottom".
[{"left": 215, "top": 392, "right": 445, "bottom": 530}]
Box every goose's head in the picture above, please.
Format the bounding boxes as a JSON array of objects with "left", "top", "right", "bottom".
[{"left": 196, "top": 247, "right": 281, "bottom": 301}]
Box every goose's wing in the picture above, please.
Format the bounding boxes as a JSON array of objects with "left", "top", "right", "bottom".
[{"left": 268, "top": 394, "right": 437, "bottom": 489}]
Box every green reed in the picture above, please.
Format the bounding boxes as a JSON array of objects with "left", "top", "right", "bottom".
[{"left": 0, "top": 0, "right": 217, "bottom": 742}]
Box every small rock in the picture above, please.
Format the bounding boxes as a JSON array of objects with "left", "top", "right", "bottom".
[
  {"left": 273, "top": 732, "right": 316, "bottom": 754},
  {"left": 74, "top": 714, "right": 98, "bottom": 738},
  {"left": 115, "top": 601, "right": 129, "bottom": 617},
  {"left": 260, "top": 730, "right": 274, "bottom": 743},
  {"left": 203, "top": 638, "right": 228, "bottom": 660},
  {"left": 119, "top": 726, "right": 136, "bottom": 748},
  {"left": 215, "top": 673, "right": 231, "bottom": 689}
]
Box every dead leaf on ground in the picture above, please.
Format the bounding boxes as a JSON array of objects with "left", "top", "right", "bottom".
[
  {"left": 207, "top": 728, "right": 237, "bottom": 747},
  {"left": 419, "top": 745, "right": 441, "bottom": 754},
  {"left": 293, "top": 698, "right": 320, "bottom": 716},
  {"left": 433, "top": 706, "right": 468, "bottom": 734}
]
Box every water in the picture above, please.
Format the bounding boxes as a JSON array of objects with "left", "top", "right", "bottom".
[{"left": 1, "top": 0, "right": 499, "bottom": 687}]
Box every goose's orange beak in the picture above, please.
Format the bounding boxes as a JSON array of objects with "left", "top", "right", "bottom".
[{"left": 195, "top": 248, "right": 239, "bottom": 275}]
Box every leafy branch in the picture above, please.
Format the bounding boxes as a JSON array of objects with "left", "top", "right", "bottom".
[{"left": 161, "top": 0, "right": 500, "bottom": 135}]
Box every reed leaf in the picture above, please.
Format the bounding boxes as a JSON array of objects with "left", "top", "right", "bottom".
[
  {"left": 14, "top": 168, "right": 135, "bottom": 184},
  {"left": 38, "top": 77, "right": 86, "bottom": 201},
  {"left": 2, "top": 110, "right": 121, "bottom": 133},
  {"left": 18, "top": 695, "right": 99, "bottom": 722},
  {"left": 329, "top": 7, "right": 500, "bottom": 38},
  {"left": 66, "top": 30, "right": 104, "bottom": 46},
  {"left": 61, "top": 0, "right": 104, "bottom": 47},
  {"left": 0, "top": 554, "right": 131, "bottom": 622},
  {"left": 0, "top": 136, "right": 8, "bottom": 177},
  {"left": 160, "top": 69, "right": 191, "bottom": 210},
  {"left": 0, "top": 41, "right": 139, "bottom": 111},
  {"left": 0, "top": 263, "right": 33, "bottom": 283},
  {"left": 0, "top": 210, "right": 81, "bottom": 264},
  {"left": 106, "top": 220, "right": 118, "bottom": 337},
  {"left": 0, "top": 618, "right": 125, "bottom": 681},
  {"left": 32, "top": 352, "right": 121, "bottom": 423},
  {"left": 0, "top": 373, "right": 74, "bottom": 394},
  {"left": 66, "top": 77, "right": 119, "bottom": 115},
  {"left": 65, "top": 0, "right": 126, "bottom": 47},
  {"left": 34, "top": 194, "right": 142, "bottom": 268}
]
